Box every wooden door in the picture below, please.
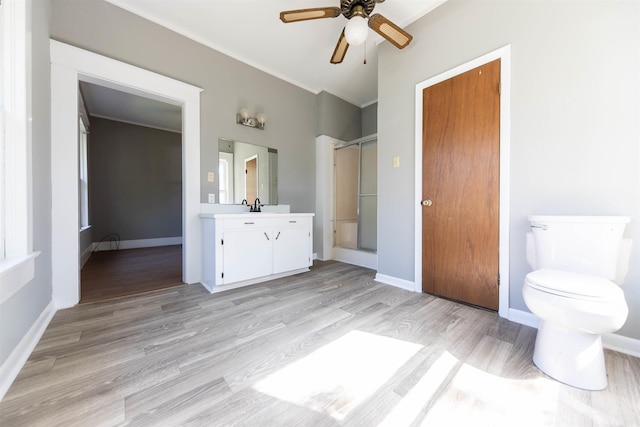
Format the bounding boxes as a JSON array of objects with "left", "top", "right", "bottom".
[
  {"left": 245, "top": 157, "right": 257, "bottom": 202},
  {"left": 421, "top": 59, "right": 500, "bottom": 310}
]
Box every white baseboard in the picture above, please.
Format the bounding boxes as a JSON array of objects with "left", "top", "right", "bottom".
[
  {"left": 80, "top": 244, "right": 93, "bottom": 268},
  {"left": 0, "top": 301, "right": 56, "bottom": 401},
  {"left": 508, "top": 308, "right": 540, "bottom": 329},
  {"left": 374, "top": 273, "right": 417, "bottom": 292},
  {"left": 507, "top": 308, "right": 640, "bottom": 357},
  {"left": 93, "top": 236, "right": 182, "bottom": 252},
  {"left": 603, "top": 333, "right": 640, "bottom": 358},
  {"left": 204, "top": 268, "right": 310, "bottom": 294},
  {"left": 331, "top": 247, "right": 377, "bottom": 270}
]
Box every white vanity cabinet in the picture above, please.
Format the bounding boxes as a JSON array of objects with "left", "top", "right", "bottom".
[
  {"left": 220, "top": 218, "right": 273, "bottom": 284},
  {"left": 201, "top": 213, "right": 314, "bottom": 293},
  {"left": 272, "top": 216, "right": 313, "bottom": 274}
]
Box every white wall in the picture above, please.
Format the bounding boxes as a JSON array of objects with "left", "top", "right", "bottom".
[{"left": 377, "top": 0, "right": 640, "bottom": 340}]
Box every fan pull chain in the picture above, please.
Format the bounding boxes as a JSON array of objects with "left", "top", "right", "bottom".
[{"left": 363, "top": 40, "right": 367, "bottom": 65}]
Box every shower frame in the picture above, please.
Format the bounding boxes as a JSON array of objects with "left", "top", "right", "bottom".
[{"left": 333, "top": 134, "right": 377, "bottom": 252}]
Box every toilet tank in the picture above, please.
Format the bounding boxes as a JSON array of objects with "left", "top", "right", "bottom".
[{"left": 529, "top": 215, "right": 630, "bottom": 280}]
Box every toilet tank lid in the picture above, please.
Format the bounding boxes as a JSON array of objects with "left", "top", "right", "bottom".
[
  {"left": 526, "top": 269, "right": 624, "bottom": 301},
  {"left": 528, "top": 215, "right": 630, "bottom": 224}
]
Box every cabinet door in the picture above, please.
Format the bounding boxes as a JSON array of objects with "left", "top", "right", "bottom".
[
  {"left": 273, "top": 226, "right": 311, "bottom": 274},
  {"left": 222, "top": 228, "right": 272, "bottom": 284}
]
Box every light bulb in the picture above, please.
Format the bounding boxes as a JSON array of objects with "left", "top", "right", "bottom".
[{"left": 344, "top": 15, "right": 368, "bottom": 46}]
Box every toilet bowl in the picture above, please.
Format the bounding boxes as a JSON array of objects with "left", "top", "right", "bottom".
[
  {"left": 523, "top": 215, "right": 631, "bottom": 390},
  {"left": 523, "top": 269, "right": 628, "bottom": 390}
]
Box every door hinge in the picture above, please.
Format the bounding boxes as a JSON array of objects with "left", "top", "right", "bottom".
[
  {"left": 497, "top": 273, "right": 500, "bottom": 287},
  {"left": 221, "top": 238, "right": 224, "bottom": 245},
  {"left": 222, "top": 272, "right": 224, "bottom": 279},
  {"left": 498, "top": 82, "right": 501, "bottom": 95}
]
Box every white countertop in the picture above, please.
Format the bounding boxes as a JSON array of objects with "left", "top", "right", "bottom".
[{"left": 200, "top": 212, "right": 315, "bottom": 219}]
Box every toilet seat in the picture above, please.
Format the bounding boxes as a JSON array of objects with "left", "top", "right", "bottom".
[{"left": 525, "top": 268, "right": 624, "bottom": 302}]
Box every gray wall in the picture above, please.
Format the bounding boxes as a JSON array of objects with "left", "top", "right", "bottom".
[
  {"left": 317, "top": 91, "right": 362, "bottom": 141},
  {"left": 361, "top": 102, "right": 377, "bottom": 136},
  {"left": 0, "top": 0, "right": 53, "bottom": 366},
  {"left": 50, "top": 0, "right": 317, "bottom": 215},
  {"left": 377, "top": 0, "right": 640, "bottom": 339},
  {"left": 88, "top": 117, "right": 182, "bottom": 241},
  {"left": 79, "top": 227, "right": 93, "bottom": 256}
]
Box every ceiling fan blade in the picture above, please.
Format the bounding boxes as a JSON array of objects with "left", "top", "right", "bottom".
[
  {"left": 330, "top": 30, "right": 349, "bottom": 64},
  {"left": 368, "top": 13, "right": 413, "bottom": 49},
  {"left": 280, "top": 7, "right": 341, "bottom": 23}
]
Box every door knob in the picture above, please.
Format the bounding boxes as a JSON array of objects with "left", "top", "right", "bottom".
[{"left": 421, "top": 199, "right": 433, "bottom": 207}]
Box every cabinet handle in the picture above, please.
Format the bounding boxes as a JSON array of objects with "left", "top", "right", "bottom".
[
  {"left": 289, "top": 220, "right": 297, "bottom": 223},
  {"left": 275, "top": 231, "right": 281, "bottom": 240},
  {"left": 244, "top": 222, "right": 254, "bottom": 225},
  {"left": 264, "top": 232, "right": 270, "bottom": 240}
]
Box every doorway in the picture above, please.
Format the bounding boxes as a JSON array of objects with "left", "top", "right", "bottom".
[
  {"left": 50, "top": 40, "right": 202, "bottom": 308},
  {"left": 77, "top": 81, "right": 186, "bottom": 302},
  {"left": 245, "top": 156, "right": 258, "bottom": 202},
  {"left": 414, "top": 46, "right": 511, "bottom": 316}
]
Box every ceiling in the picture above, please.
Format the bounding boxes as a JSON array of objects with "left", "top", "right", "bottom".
[
  {"left": 104, "top": 0, "right": 447, "bottom": 107},
  {"left": 79, "top": 81, "right": 183, "bottom": 132}
]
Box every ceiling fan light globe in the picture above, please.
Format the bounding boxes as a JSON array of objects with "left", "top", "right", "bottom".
[{"left": 345, "top": 15, "right": 368, "bottom": 46}]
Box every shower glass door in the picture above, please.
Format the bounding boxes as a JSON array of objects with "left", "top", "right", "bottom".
[
  {"left": 358, "top": 140, "right": 377, "bottom": 251},
  {"left": 334, "top": 137, "right": 377, "bottom": 252}
]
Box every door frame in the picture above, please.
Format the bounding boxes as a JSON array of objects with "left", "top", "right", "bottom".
[
  {"left": 413, "top": 45, "right": 511, "bottom": 318},
  {"left": 50, "top": 40, "right": 203, "bottom": 308}
]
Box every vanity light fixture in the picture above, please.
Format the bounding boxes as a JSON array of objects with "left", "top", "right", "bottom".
[{"left": 236, "top": 108, "right": 267, "bottom": 130}]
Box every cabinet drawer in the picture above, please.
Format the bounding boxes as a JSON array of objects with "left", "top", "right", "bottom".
[
  {"left": 271, "top": 216, "right": 311, "bottom": 228},
  {"left": 222, "top": 217, "right": 271, "bottom": 230}
]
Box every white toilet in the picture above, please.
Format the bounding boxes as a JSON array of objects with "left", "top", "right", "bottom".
[{"left": 522, "top": 215, "right": 632, "bottom": 390}]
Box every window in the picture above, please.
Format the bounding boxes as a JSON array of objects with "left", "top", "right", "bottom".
[
  {"left": 0, "top": 0, "right": 38, "bottom": 300},
  {"left": 79, "top": 118, "right": 89, "bottom": 229},
  {"left": 219, "top": 152, "right": 234, "bottom": 204}
]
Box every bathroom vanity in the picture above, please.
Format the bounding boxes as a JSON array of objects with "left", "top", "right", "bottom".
[{"left": 200, "top": 212, "right": 314, "bottom": 293}]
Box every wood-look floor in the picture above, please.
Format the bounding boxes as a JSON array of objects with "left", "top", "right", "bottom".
[
  {"left": 2, "top": 261, "right": 639, "bottom": 426},
  {"left": 80, "top": 245, "right": 184, "bottom": 304}
]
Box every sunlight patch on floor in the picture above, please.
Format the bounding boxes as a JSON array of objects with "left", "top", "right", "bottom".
[
  {"left": 379, "top": 351, "right": 458, "bottom": 426},
  {"left": 419, "top": 360, "right": 561, "bottom": 427},
  {"left": 253, "top": 330, "right": 422, "bottom": 420}
]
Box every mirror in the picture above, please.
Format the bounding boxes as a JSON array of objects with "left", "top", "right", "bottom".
[{"left": 218, "top": 138, "right": 278, "bottom": 205}]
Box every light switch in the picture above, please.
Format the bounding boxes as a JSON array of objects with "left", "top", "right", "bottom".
[
  {"left": 393, "top": 156, "right": 400, "bottom": 168},
  {"left": 207, "top": 172, "right": 215, "bottom": 182},
  {"left": 208, "top": 193, "right": 215, "bottom": 203}
]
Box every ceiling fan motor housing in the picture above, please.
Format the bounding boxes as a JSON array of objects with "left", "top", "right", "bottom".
[{"left": 341, "top": 0, "right": 377, "bottom": 19}]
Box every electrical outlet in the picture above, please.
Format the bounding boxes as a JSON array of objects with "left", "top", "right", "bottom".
[
  {"left": 208, "top": 193, "right": 215, "bottom": 203},
  {"left": 207, "top": 172, "right": 215, "bottom": 182}
]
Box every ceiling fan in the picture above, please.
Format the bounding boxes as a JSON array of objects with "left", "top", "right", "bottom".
[{"left": 280, "top": 0, "right": 413, "bottom": 64}]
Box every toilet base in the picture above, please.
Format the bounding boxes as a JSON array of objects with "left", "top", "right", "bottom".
[{"left": 533, "top": 321, "right": 607, "bottom": 390}]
